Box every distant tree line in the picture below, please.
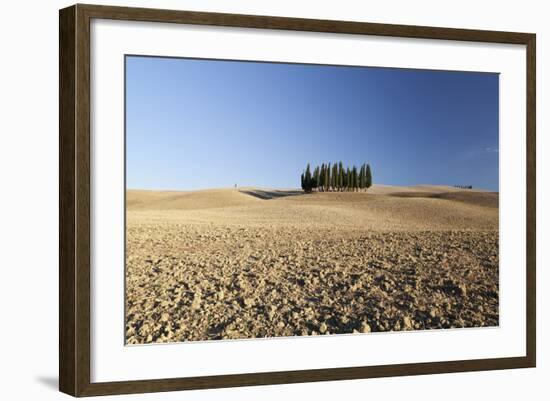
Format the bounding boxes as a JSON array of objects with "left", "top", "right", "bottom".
[
  {"left": 454, "top": 185, "right": 473, "bottom": 189},
  {"left": 301, "top": 162, "right": 372, "bottom": 193}
]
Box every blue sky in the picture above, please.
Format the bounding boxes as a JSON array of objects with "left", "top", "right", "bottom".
[{"left": 126, "top": 56, "right": 499, "bottom": 191}]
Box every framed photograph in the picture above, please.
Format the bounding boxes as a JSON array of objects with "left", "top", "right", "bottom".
[{"left": 59, "top": 4, "right": 536, "bottom": 397}]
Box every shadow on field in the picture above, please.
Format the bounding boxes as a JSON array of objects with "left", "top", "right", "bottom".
[
  {"left": 389, "top": 190, "right": 498, "bottom": 208},
  {"left": 240, "top": 189, "right": 304, "bottom": 200}
]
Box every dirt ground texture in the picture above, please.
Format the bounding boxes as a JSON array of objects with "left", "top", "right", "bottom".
[{"left": 125, "top": 185, "right": 499, "bottom": 344}]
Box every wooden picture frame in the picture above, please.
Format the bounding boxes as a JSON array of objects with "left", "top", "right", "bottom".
[{"left": 59, "top": 3, "right": 536, "bottom": 397}]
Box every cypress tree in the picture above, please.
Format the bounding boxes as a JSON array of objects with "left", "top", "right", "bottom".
[
  {"left": 366, "top": 164, "right": 372, "bottom": 189},
  {"left": 304, "top": 163, "right": 313, "bottom": 193},
  {"left": 332, "top": 163, "right": 338, "bottom": 192},
  {"left": 346, "top": 167, "right": 351, "bottom": 191},
  {"left": 342, "top": 167, "right": 347, "bottom": 191},
  {"left": 301, "top": 172, "right": 305, "bottom": 191},
  {"left": 313, "top": 166, "right": 320, "bottom": 191},
  {"left": 337, "top": 164, "right": 340, "bottom": 189},
  {"left": 358, "top": 164, "right": 361, "bottom": 190},
  {"left": 326, "top": 163, "right": 331, "bottom": 191},
  {"left": 319, "top": 163, "right": 325, "bottom": 192},
  {"left": 329, "top": 163, "right": 333, "bottom": 191},
  {"left": 338, "top": 162, "right": 344, "bottom": 191},
  {"left": 342, "top": 168, "right": 345, "bottom": 191},
  {"left": 325, "top": 163, "right": 329, "bottom": 192}
]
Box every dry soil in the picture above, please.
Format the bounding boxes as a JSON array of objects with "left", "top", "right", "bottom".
[{"left": 125, "top": 185, "right": 499, "bottom": 344}]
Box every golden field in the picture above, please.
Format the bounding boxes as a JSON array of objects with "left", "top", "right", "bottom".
[{"left": 125, "top": 185, "right": 499, "bottom": 344}]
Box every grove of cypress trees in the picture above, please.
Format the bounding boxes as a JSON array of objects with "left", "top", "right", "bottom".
[{"left": 300, "top": 162, "right": 373, "bottom": 193}]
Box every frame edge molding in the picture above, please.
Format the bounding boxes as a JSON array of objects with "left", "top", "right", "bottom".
[{"left": 59, "top": 4, "right": 77, "bottom": 397}]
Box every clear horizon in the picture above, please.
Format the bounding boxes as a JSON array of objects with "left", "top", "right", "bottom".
[{"left": 126, "top": 56, "right": 499, "bottom": 192}]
